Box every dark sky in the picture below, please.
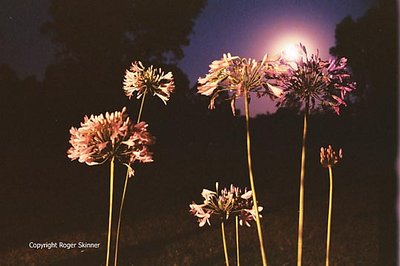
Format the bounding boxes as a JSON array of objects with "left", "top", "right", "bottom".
[
  {"left": 0, "top": 0, "right": 53, "bottom": 79},
  {"left": 1, "top": 0, "right": 378, "bottom": 114}
]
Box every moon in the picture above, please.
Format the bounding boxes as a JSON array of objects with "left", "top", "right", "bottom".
[{"left": 282, "top": 43, "right": 301, "bottom": 61}]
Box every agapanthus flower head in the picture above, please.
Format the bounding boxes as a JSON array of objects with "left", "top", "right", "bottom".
[
  {"left": 123, "top": 61, "right": 175, "bottom": 104},
  {"left": 189, "top": 183, "right": 262, "bottom": 227},
  {"left": 275, "top": 43, "right": 356, "bottom": 115},
  {"left": 197, "top": 53, "right": 283, "bottom": 115},
  {"left": 67, "top": 107, "right": 154, "bottom": 176},
  {"left": 320, "top": 145, "right": 343, "bottom": 168}
]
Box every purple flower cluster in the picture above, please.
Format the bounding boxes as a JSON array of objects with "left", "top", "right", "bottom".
[
  {"left": 275, "top": 44, "right": 356, "bottom": 114},
  {"left": 197, "top": 44, "right": 355, "bottom": 115}
]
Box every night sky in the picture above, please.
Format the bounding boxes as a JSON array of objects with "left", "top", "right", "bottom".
[
  {"left": 1, "top": 0, "right": 52, "bottom": 79},
  {"left": 1, "top": 0, "right": 378, "bottom": 113},
  {"left": 179, "top": 0, "right": 378, "bottom": 114}
]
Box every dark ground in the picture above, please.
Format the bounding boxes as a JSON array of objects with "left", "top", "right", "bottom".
[{"left": 0, "top": 110, "right": 397, "bottom": 265}]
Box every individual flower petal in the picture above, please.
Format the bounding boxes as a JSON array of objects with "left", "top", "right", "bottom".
[
  {"left": 241, "top": 190, "right": 252, "bottom": 200},
  {"left": 267, "top": 83, "right": 284, "bottom": 98},
  {"left": 201, "top": 189, "right": 217, "bottom": 201}
]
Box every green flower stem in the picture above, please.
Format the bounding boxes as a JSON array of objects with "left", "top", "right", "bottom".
[
  {"left": 221, "top": 221, "right": 230, "bottom": 266},
  {"left": 235, "top": 216, "right": 240, "bottom": 266},
  {"left": 114, "top": 171, "right": 129, "bottom": 266},
  {"left": 297, "top": 109, "right": 308, "bottom": 266},
  {"left": 106, "top": 158, "right": 115, "bottom": 266},
  {"left": 137, "top": 90, "right": 147, "bottom": 123},
  {"left": 243, "top": 89, "right": 267, "bottom": 266},
  {"left": 325, "top": 166, "right": 334, "bottom": 266}
]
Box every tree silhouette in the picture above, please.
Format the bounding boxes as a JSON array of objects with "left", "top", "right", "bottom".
[
  {"left": 42, "top": 0, "right": 206, "bottom": 66},
  {"left": 330, "top": 1, "right": 398, "bottom": 264},
  {"left": 40, "top": 0, "right": 207, "bottom": 117},
  {"left": 330, "top": 0, "right": 398, "bottom": 117}
]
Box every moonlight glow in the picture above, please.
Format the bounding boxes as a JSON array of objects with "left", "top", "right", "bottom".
[
  {"left": 270, "top": 33, "right": 318, "bottom": 58},
  {"left": 282, "top": 43, "right": 301, "bottom": 61}
]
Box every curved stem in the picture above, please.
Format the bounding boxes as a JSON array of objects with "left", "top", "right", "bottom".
[
  {"left": 235, "top": 216, "right": 240, "bottom": 266},
  {"left": 297, "top": 109, "right": 308, "bottom": 266},
  {"left": 221, "top": 221, "right": 230, "bottom": 266},
  {"left": 244, "top": 89, "right": 267, "bottom": 266},
  {"left": 106, "top": 158, "right": 115, "bottom": 266},
  {"left": 137, "top": 91, "right": 147, "bottom": 123},
  {"left": 114, "top": 170, "right": 129, "bottom": 266},
  {"left": 325, "top": 166, "right": 334, "bottom": 266}
]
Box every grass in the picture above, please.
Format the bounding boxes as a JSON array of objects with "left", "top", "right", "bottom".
[{"left": 0, "top": 165, "right": 381, "bottom": 265}]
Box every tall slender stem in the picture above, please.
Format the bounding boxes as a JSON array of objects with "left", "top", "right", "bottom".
[
  {"left": 106, "top": 158, "right": 115, "bottom": 266},
  {"left": 114, "top": 171, "right": 129, "bottom": 266},
  {"left": 297, "top": 106, "right": 308, "bottom": 266},
  {"left": 235, "top": 216, "right": 240, "bottom": 266},
  {"left": 325, "top": 166, "right": 334, "bottom": 266},
  {"left": 243, "top": 89, "right": 267, "bottom": 266},
  {"left": 221, "top": 221, "right": 230, "bottom": 266},
  {"left": 137, "top": 91, "right": 147, "bottom": 123},
  {"left": 113, "top": 91, "right": 147, "bottom": 265}
]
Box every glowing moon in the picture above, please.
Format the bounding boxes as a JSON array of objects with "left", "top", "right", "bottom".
[{"left": 282, "top": 43, "right": 301, "bottom": 61}]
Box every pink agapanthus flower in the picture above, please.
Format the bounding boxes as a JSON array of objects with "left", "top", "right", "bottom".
[
  {"left": 67, "top": 107, "right": 154, "bottom": 176},
  {"left": 189, "top": 183, "right": 262, "bottom": 227},
  {"left": 275, "top": 43, "right": 356, "bottom": 115},
  {"left": 197, "top": 53, "right": 282, "bottom": 115},
  {"left": 123, "top": 61, "right": 175, "bottom": 104},
  {"left": 320, "top": 145, "right": 343, "bottom": 168}
]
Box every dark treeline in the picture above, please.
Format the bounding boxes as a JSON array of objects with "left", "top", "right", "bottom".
[
  {"left": 0, "top": 0, "right": 397, "bottom": 264},
  {"left": 331, "top": 1, "right": 398, "bottom": 263}
]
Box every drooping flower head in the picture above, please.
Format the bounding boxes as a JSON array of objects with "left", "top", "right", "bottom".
[
  {"left": 320, "top": 145, "right": 343, "bottom": 168},
  {"left": 275, "top": 43, "right": 356, "bottom": 115},
  {"left": 123, "top": 61, "right": 175, "bottom": 104},
  {"left": 67, "top": 107, "right": 154, "bottom": 176},
  {"left": 189, "top": 183, "right": 262, "bottom": 227},
  {"left": 197, "top": 53, "right": 283, "bottom": 115}
]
